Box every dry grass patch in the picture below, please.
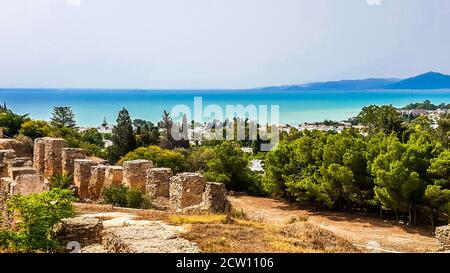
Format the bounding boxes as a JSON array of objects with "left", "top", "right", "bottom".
[
  {"left": 175, "top": 214, "right": 359, "bottom": 253},
  {"left": 168, "top": 214, "right": 227, "bottom": 225}
]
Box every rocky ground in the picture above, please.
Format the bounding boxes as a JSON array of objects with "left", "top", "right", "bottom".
[{"left": 72, "top": 211, "right": 198, "bottom": 253}]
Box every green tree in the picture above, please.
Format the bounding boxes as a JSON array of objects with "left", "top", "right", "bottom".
[
  {"left": 19, "top": 120, "right": 51, "bottom": 140},
  {"left": 0, "top": 189, "right": 75, "bottom": 253},
  {"left": 50, "top": 106, "right": 76, "bottom": 129},
  {"left": 204, "top": 141, "right": 253, "bottom": 191},
  {"left": 186, "top": 146, "right": 215, "bottom": 172},
  {"left": 0, "top": 104, "right": 30, "bottom": 137},
  {"left": 108, "top": 108, "right": 137, "bottom": 163},
  {"left": 81, "top": 128, "right": 104, "bottom": 147},
  {"left": 133, "top": 119, "right": 160, "bottom": 147},
  {"left": 357, "top": 105, "right": 404, "bottom": 136},
  {"left": 425, "top": 150, "right": 450, "bottom": 224},
  {"left": 119, "top": 145, "right": 186, "bottom": 173}
]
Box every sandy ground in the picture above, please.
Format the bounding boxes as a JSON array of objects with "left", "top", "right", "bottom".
[{"left": 228, "top": 195, "right": 440, "bottom": 253}]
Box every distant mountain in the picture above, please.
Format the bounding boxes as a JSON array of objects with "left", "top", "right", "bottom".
[
  {"left": 261, "top": 71, "right": 450, "bottom": 90},
  {"left": 385, "top": 72, "right": 450, "bottom": 89},
  {"left": 292, "top": 78, "right": 400, "bottom": 90}
]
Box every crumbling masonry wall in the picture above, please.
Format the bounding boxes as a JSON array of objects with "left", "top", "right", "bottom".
[
  {"left": 123, "top": 160, "right": 153, "bottom": 191},
  {"left": 88, "top": 165, "right": 107, "bottom": 201},
  {"left": 146, "top": 168, "right": 173, "bottom": 199},
  {"left": 435, "top": 225, "right": 450, "bottom": 252},
  {"left": 104, "top": 166, "right": 123, "bottom": 188},
  {"left": 200, "top": 182, "right": 230, "bottom": 213},
  {"left": 74, "top": 159, "right": 98, "bottom": 199},
  {"left": 62, "top": 148, "right": 86, "bottom": 177},
  {"left": 0, "top": 149, "right": 15, "bottom": 178},
  {"left": 169, "top": 173, "right": 206, "bottom": 211},
  {"left": 33, "top": 138, "right": 46, "bottom": 175},
  {"left": 10, "top": 174, "right": 48, "bottom": 196},
  {"left": 43, "top": 138, "right": 68, "bottom": 177},
  {"left": 0, "top": 139, "right": 32, "bottom": 158}
]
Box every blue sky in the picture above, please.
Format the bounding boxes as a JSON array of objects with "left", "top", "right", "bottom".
[{"left": 0, "top": 0, "right": 449, "bottom": 89}]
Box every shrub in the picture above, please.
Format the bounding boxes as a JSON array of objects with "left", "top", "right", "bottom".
[
  {"left": 101, "top": 185, "right": 128, "bottom": 207},
  {"left": 19, "top": 120, "right": 51, "bottom": 140},
  {"left": 119, "top": 145, "right": 187, "bottom": 173},
  {"left": 101, "top": 185, "right": 149, "bottom": 209},
  {"left": 0, "top": 189, "right": 76, "bottom": 253},
  {"left": 49, "top": 172, "right": 73, "bottom": 190}
]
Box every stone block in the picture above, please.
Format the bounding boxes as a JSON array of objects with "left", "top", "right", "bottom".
[
  {"left": 0, "top": 149, "right": 15, "bottom": 177},
  {"left": 436, "top": 225, "right": 450, "bottom": 252},
  {"left": 43, "top": 138, "right": 68, "bottom": 177},
  {"left": 122, "top": 160, "right": 153, "bottom": 191},
  {"left": 74, "top": 159, "right": 98, "bottom": 199},
  {"left": 52, "top": 216, "right": 104, "bottom": 250},
  {"left": 88, "top": 165, "right": 107, "bottom": 201},
  {"left": 0, "top": 138, "right": 32, "bottom": 158},
  {"left": 62, "top": 148, "right": 86, "bottom": 176},
  {"left": 33, "top": 138, "right": 46, "bottom": 175},
  {"left": 104, "top": 166, "right": 123, "bottom": 188},
  {"left": 169, "top": 173, "right": 206, "bottom": 210},
  {"left": 9, "top": 166, "right": 37, "bottom": 179},
  {"left": 10, "top": 174, "right": 48, "bottom": 196},
  {"left": 146, "top": 168, "right": 173, "bottom": 200},
  {"left": 200, "top": 182, "right": 230, "bottom": 213}
]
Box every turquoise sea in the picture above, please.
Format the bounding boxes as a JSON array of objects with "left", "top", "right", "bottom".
[{"left": 0, "top": 88, "right": 449, "bottom": 127}]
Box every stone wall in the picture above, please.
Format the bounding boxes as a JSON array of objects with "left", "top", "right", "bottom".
[
  {"left": 435, "top": 225, "right": 450, "bottom": 252},
  {"left": 43, "top": 138, "right": 68, "bottom": 177},
  {"left": 104, "top": 166, "right": 123, "bottom": 188},
  {"left": 62, "top": 148, "right": 86, "bottom": 176},
  {"left": 0, "top": 190, "right": 12, "bottom": 230},
  {"left": 0, "top": 149, "right": 15, "bottom": 178},
  {"left": 74, "top": 159, "right": 98, "bottom": 199},
  {"left": 10, "top": 174, "right": 48, "bottom": 196},
  {"left": 200, "top": 182, "right": 230, "bottom": 213},
  {"left": 169, "top": 173, "right": 206, "bottom": 211},
  {"left": 0, "top": 137, "right": 229, "bottom": 214},
  {"left": 0, "top": 139, "right": 32, "bottom": 158},
  {"left": 123, "top": 160, "right": 153, "bottom": 191},
  {"left": 52, "top": 216, "right": 104, "bottom": 249},
  {"left": 0, "top": 177, "right": 13, "bottom": 193},
  {"left": 33, "top": 138, "right": 46, "bottom": 175},
  {"left": 9, "top": 166, "right": 37, "bottom": 179},
  {"left": 146, "top": 168, "right": 172, "bottom": 199},
  {"left": 88, "top": 165, "right": 107, "bottom": 201}
]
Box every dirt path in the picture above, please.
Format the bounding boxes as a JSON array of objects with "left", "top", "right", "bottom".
[{"left": 228, "top": 195, "right": 439, "bottom": 253}]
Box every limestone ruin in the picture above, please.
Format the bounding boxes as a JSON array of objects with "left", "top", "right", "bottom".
[
  {"left": 0, "top": 136, "right": 229, "bottom": 214},
  {"left": 169, "top": 173, "right": 206, "bottom": 211},
  {"left": 74, "top": 159, "right": 98, "bottom": 200},
  {"left": 0, "top": 139, "right": 32, "bottom": 158},
  {"left": 435, "top": 225, "right": 450, "bottom": 252},
  {"left": 123, "top": 160, "right": 153, "bottom": 191},
  {"left": 62, "top": 148, "right": 86, "bottom": 176},
  {"left": 88, "top": 165, "right": 107, "bottom": 201},
  {"left": 104, "top": 166, "right": 123, "bottom": 188}
]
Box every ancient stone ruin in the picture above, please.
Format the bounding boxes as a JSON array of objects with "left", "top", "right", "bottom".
[
  {"left": 1, "top": 139, "right": 48, "bottom": 197},
  {"left": 123, "top": 160, "right": 153, "bottom": 191},
  {"left": 74, "top": 159, "right": 98, "bottom": 200},
  {"left": 435, "top": 225, "right": 450, "bottom": 252},
  {"left": 62, "top": 148, "right": 86, "bottom": 176},
  {"left": 169, "top": 173, "right": 206, "bottom": 211},
  {"left": 0, "top": 136, "right": 229, "bottom": 214},
  {"left": 104, "top": 166, "right": 123, "bottom": 188}
]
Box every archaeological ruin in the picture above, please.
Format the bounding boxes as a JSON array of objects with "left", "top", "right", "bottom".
[{"left": 0, "top": 136, "right": 229, "bottom": 213}]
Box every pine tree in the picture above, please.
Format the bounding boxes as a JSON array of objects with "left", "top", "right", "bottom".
[
  {"left": 50, "top": 106, "right": 76, "bottom": 129},
  {"left": 108, "top": 108, "right": 137, "bottom": 163}
]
